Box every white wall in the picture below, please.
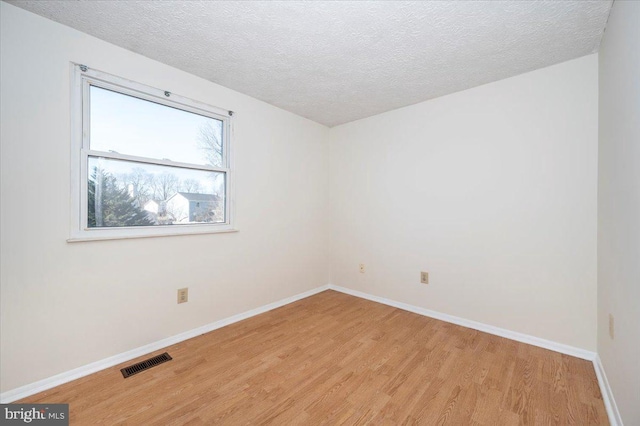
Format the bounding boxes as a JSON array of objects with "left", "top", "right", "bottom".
[
  {"left": 0, "top": 2, "right": 329, "bottom": 393},
  {"left": 597, "top": 1, "right": 640, "bottom": 423},
  {"left": 329, "top": 55, "right": 599, "bottom": 351}
]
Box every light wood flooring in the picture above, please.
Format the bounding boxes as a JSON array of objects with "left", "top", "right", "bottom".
[{"left": 21, "top": 290, "right": 608, "bottom": 425}]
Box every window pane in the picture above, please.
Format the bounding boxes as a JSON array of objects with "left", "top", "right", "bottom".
[
  {"left": 89, "top": 86, "right": 224, "bottom": 167},
  {"left": 87, "top": 157, "right": 225, "bottom": 228}
]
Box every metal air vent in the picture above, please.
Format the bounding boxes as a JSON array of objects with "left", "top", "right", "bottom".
[{"left": 121, "top": 352, "right": 172, "bottom": 378}]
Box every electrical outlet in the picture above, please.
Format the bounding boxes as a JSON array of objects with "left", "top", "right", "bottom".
[
  {"left": 359, "top": 263, "right": 365, "bottom": 273},
  {"left": 177, "top": 288, "right": 188, "bottom": 304},
  {"left": 420, "top": 271, "right": 429, "bottom": 284},
  {"left": 609, "top": 314, "right": 614, "bottom": 339}
]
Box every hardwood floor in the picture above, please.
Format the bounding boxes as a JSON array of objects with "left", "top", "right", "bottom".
[{"left": 20, "top": 290, "right": 608, "bottom": 425}]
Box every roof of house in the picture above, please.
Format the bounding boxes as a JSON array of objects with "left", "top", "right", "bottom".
[{"left": 170, "top": 192, "right": 219, "bottom": 202}]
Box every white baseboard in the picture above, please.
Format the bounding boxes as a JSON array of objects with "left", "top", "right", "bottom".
[
  {"left": 327, "top": 284, "right": 597, "bottom": 361},
  {"left": 593, "top": 355, "right": 624, "bottom": 426},
  {"left": 0, "top": 284, "right": 330, "bottom": 403}
]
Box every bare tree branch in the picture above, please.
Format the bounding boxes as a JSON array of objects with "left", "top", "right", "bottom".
[
  {"left": 153, "top": 172, "right": 179, "bottom": 201},
  {"left": 198, "top": 120, "right": 223, "bottom": 167}
]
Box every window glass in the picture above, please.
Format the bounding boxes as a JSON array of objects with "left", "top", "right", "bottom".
[
  {"left": 87, "top": 156, "right": 225, "bottom": 228},
  {"left": 90, "top": 86, "right": 224, "bottom": 167}
]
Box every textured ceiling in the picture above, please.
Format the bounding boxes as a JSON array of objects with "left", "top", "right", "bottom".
[{"left": 8, "top": 1, "right": 612, "bottom": 127}]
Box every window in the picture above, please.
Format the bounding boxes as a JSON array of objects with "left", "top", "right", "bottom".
[{"left": 70, "top": 65, "right": 234, "bottom": 241}]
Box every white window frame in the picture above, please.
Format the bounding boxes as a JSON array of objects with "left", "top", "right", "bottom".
[{"left": 69, "top": 64, "right": 236, "bottom": 242}]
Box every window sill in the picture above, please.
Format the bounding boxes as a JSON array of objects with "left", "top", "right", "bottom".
[{"left": 67, "top": 226, "right": 239, "bottom": 243}]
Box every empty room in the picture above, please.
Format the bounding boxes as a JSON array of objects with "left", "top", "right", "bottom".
[{"left": 0, "top": 0, "right": 638, "bottom": 424}]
